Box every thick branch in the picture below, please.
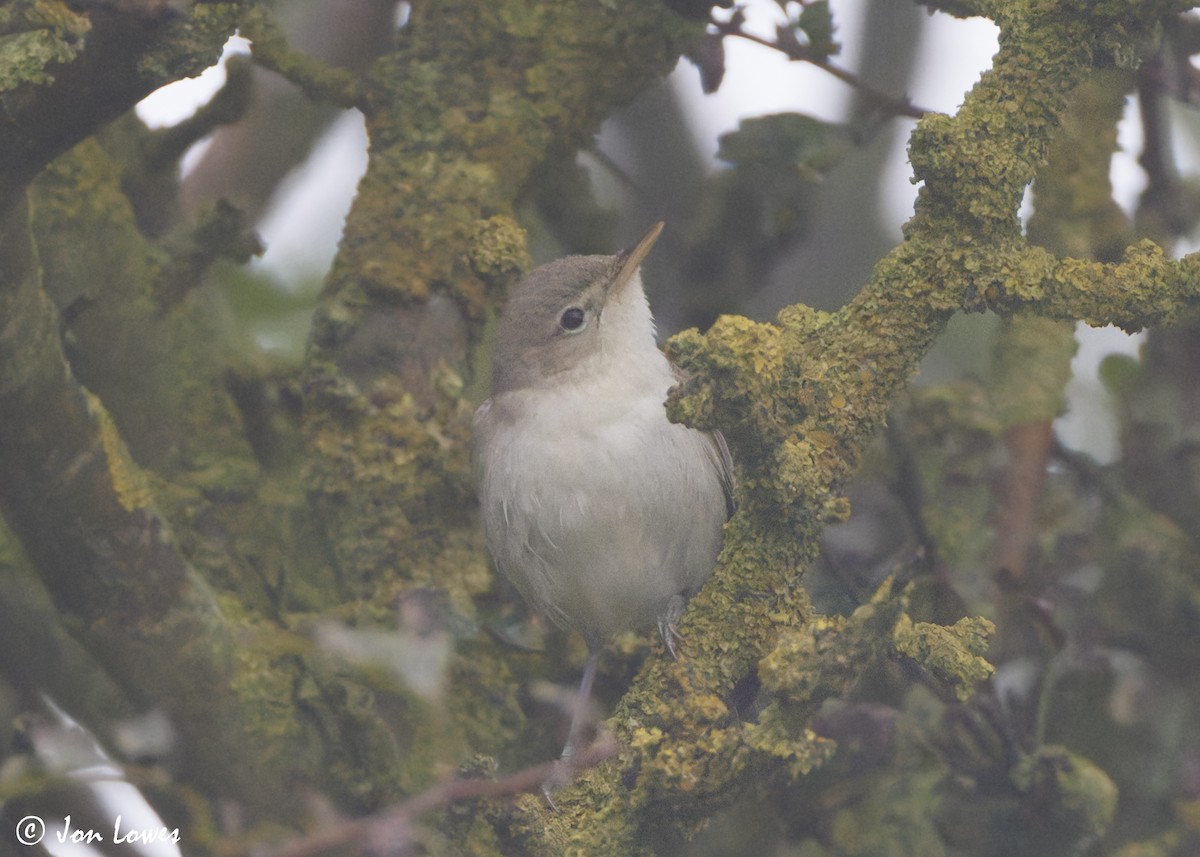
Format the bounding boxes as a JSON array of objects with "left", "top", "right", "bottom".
[
  {"left": 0, "top": 0, "right": 240, "bottom": 214},
  {"left": 0, "top": 197, "right": 300, "bottom": 815}
]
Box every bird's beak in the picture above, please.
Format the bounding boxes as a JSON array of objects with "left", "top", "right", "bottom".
[{"left": 611, "top": 221, "right": 665, "bottom": 296}]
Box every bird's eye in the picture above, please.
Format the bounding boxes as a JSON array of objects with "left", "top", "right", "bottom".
[{"left": 559, "top": 306, "right": 587, "bottom": 332}]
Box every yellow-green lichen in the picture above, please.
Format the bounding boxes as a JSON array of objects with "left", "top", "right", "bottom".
[
  {"left": 0, "top": 28, "right": 79, "bottom": 90},
  {"left": 0, "top": 0, "right": 89, "bottom": 90},
  {"left": 467, "top": 215, "right": 531, "bottom": 290},
  {"left": 892, "top": 614, "right": 995, "bottom": 702},
  {"left": 240, "top": 7, "right": 364, "bottom": 108},
  {"left": 85, "top": 387, "right": 154, "bottom": 512},
  {"left": 744, "top": 712, "right": 838, "bottom": 779},
  {"left": 828, "top": 768, "right": 948, "bottom": 857},
  {"left": 1010, "top": 746, "right": 1119, "bottom": 848},
  {"left": 990, "top": 316, "right": 1078, "bottom": 427},
  {"left": 133, "top": 3, "right": 240, "bottom": 85}
]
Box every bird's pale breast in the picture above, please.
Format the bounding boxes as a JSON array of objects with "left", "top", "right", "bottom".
[{"left": 474, "top": 374, "right": 727, "bottom": 641}]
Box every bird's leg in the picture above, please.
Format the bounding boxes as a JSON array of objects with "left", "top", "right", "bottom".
[
  {"left": 658, "top": 594, "right": 687, "bottom": 660},
  {"left": 543, "top": 646, "right": 600, "bottom": 804},
  {"left": 560, "top": 647, "right": 599, "bottom": 764}
]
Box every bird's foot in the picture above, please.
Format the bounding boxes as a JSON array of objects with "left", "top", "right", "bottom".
[{"left": 541, "top": 756, "right": 575, "bottom": 809}]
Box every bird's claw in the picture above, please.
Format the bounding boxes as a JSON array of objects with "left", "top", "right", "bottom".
[
  {"left": 658, "top": 595, "right": 687, "bottom": 660},
  {"left": 542, "top": 752, "right": 578, "bottom": 810}
]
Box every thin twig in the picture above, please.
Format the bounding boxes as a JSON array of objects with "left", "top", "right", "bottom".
[
  {"left": 712, "top": 21, "right": 935, "bottom": 120},
  {"left": 246, "top": 737, "right": 620, "bottom": 857}
]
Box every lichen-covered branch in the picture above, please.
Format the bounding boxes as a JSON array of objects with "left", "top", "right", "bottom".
[
  {"left": 472, "top": 1, "right": 1200, "bottom": 852},
  {"left": 0, "top": 196, "right": 302, "bottom": 816},
  {"left": 240, "top": 7, "right": 365, "bottom": 109},
  {"left": 0, "top": 0, "right": 418, "bottom": 826},
  {"left": 0, "top": 0, "right": 243, "bottom": 213},
  {"left": 989, "top": 71, "right": 1127, "bottom": 588}
]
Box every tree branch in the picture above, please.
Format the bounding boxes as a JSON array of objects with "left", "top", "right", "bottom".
[
  {"left": 0, "top": 195, "right": 306, "bottom": 813},
  {"left": 0, "top": 0, "right": 241, "bottom": 215},
  {"left": 241, "top": 7, "right": 368, "bottom": 109},
  {"left": 711, "top": 16, "right": 933, "bottom": 120},
  {"left": 242, "top": 738, "right": 619, "bottom": 857}
]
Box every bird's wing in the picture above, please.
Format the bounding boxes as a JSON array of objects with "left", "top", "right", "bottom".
[{"left": 669, "top": 362, "right": 736, "bottom": 519}]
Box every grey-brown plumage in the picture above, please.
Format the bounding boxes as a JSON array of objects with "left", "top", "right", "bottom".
[
  {"left": 472, "top": 223, "right": 733, "bottom": 651},
  {"left": 472, "top": 223, "right": 732, "bottom": 784}
]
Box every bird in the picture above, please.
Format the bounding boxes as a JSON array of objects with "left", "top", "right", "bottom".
[{"left": 471, "top": 222, "right": 734, "bottom": 782}]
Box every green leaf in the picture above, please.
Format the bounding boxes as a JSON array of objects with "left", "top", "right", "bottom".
[
  {"left": 798, "top": 0, "right": 837, "bottom": 60},
  {"left": 716, "top": 112, "right": 851, "bottom": 176}
]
